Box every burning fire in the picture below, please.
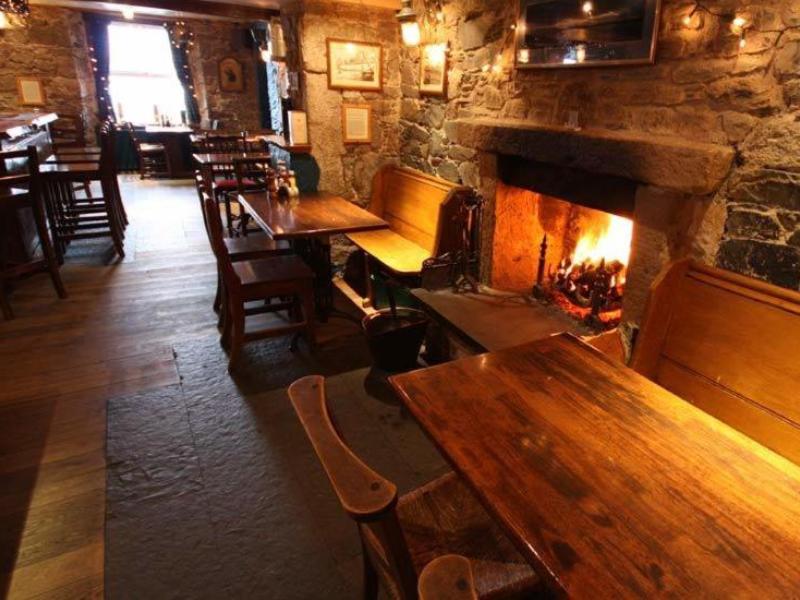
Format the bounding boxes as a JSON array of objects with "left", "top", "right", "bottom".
[
  {"left": 570, "top": 214, "right": 634, "bottom": 283},
  {"left": 544, "top": 212, "right": 634, "bottom": 330}
]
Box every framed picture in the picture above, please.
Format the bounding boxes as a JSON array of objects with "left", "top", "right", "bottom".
[
  {"left": 420, "top": 43, "right": 448, "bottom": 96},
  {"left": 288, "top": 110, "right": 309, "bottom": 146},
  {"left": 219, "top": 57, "right": 244, "bottom": 92},
  {"left": 17, "top": 77, "right": 46, "bottom": 106},
  {"left": 515, "top": 0, "right": 661, "bottom": 69},
  {"left": 327, "top": 39, "right": 383, "bottom": 92},
  {"left": 341, "top": 104, "right": 372, "bottom": 144}
]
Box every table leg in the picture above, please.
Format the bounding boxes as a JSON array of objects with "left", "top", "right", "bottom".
[{"left": 292, "top": 236, "right": 333, "bottom": 319}]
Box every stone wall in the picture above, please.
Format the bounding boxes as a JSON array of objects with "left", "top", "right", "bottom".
[
  {"left": 0, "top": 8, "right": 265, "bottom": 136},
  {"left": 285, "top": 0, "right": 401, "bottom": 203},
  {"left": 189, "top": 19, "right": 264, "bottom": 132},
  {"left": 398, "top": 0, "right": 800, "bottom": 291},
  {"left": 0, "top": 6, "right": 97, "bottom": 137}
]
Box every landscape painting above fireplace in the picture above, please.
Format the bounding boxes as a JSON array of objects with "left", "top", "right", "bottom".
[{"left": 516, "top": 0, "right": 661, "bottom": 68}]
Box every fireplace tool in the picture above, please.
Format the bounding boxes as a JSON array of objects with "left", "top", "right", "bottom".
[{"left": 421, "top": 191, "right": 484, "bottom": 292}]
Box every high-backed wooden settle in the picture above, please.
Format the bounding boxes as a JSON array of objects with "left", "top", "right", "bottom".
[
  {"left": 632, "top": 259, "right": 800, "bottom": 464},
  {"left": 347, "top": 165, "right": 469, "bottom": 276}
]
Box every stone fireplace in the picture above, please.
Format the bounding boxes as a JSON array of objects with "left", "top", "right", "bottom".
[{"left": 448, "top": 117, "right": 736, "bottom": 335}]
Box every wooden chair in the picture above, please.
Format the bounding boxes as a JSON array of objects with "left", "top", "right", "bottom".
[
  {"left": 127, "top": 125, "right": 170, "bottom": 179},
  {"left": 0, "top": 146, "right": 67, "bottom": 319},
  {"left": 418, "top": 556, "right": 477, "bottom": 600},
  {"left": 50, "top": 114, "right": 86, "bottom": 149},
  {"left": 632, "top": 259, "right": 800, "bottom": 465},
  {"left": 287, "top": 375, "right": 541, "bottom": 600},
  {"left": 196, "top": 132, "right": 246, "bottom": 154},
  {"left": 194, "top": 173, "right": 291, "bottom": 314},
  {"left": 232, "top": 155, "right": 272, "bottom": 236},
  {"left": 202, "top": 193, "right": 315, "bottom": 371}
]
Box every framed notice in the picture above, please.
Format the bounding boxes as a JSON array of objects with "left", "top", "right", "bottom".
[
  {"left": 17, "top": 77, "right": 46, "bottom": 106},
  {"left": 341, "top": 104, "right": 372, "bottom": 144},
  {"left": 327, "top": 39, "right": 383, "bottom": 92},
  {"left": 288, "top": 110, "right": 309, "bottom": 145}
]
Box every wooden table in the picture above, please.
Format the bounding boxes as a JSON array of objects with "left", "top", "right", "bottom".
[
  {"left": 238, "top": 190, "right": 388, "bottom": 314},
  {"left": 390, "top": 333, "right": 800, "bottom": 598}
]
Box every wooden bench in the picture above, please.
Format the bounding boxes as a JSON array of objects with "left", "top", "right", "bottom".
[
  {"left": 346, "top": 165, "right": 470, "bottom": 281},
  {"left": 632, "top": 259, "right": 800, "bottom": 465}
]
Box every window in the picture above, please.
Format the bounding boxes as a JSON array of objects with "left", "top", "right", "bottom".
[{"left": 108, "top": 22, "right": 187, "bottom": 125}]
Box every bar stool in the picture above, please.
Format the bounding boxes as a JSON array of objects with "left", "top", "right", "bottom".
[
  {"left": 40, "top": 125, "right": 126, "bottom": 261},
  {"left": 0, "top": 146, "right": 67, "bottom": 319},
  {"left": 201, "top": 192, "right": 315, "bottom": 371}
]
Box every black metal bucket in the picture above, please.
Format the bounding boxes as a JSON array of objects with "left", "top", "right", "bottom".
[{"left": 362, "top": 308, "right": 429, "bottom": 372}]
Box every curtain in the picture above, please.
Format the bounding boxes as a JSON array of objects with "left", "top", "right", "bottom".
[
  {"left": 84, "top": 14, "right": 116, "bottom": 123},
  {"left": 165, "top": 22, "right": 200, "bottom": 125}
]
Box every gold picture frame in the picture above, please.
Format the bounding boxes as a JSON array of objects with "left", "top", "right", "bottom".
[
  {"left": 341, "top": 104, "right": 372, "bottom": 144},
  {"left": 420, "top": 43, "right": 448, "bottom": 96},
  {"left": 17, "top": 77, "right": 46, "bottom": 107},
  {"left": 327, "top": 39, "right": 383, "bottom": 92},
  {"left": 219, "top": 57, "right": 244, "bottom": 92}
]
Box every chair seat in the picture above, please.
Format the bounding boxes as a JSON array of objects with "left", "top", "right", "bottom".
[
  {"left": 395, "top": 472, "right": 539, "bottom": 599},
  {"left": 214, "top": 178, "right": 259, "bottom": 191},
  {"left": 139, "top": 143, "right": 166, "bottom": 153},
  {"left": 347, "top": 229, "right": 431, "bottom": 276},
  {"left": 232, "top": 255, "right": 314, "bottom": 287},
  {"left": 224, "top": 235, "right": 291, "bottom": 260}
]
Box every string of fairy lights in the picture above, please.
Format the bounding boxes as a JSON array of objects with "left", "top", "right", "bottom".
[{"left": 681, "top": 1, "right": 752, "bottom": 49}]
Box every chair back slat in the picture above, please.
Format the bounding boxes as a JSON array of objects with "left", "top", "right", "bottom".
[
  {"left": 233, "top": 156, "right": 271, "bottom": 194},
  {"left": 288, "top": 375, "right": 419, "bottom": 600}
]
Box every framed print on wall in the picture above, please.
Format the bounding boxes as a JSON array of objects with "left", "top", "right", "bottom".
[
  {"left": 288, "top": 110, "right": 309, "bottom": 146},
  {"left": 420, "top": 43, "right": 448, "bottom": 96},
  {"left": 17, "top": 77, "right": 46, "bottom": 106},
  {"left": 219, "top": 57, "right": 244, "bottom": 92},
  {"left": 515, "top": 0, "right": 661, "bottom": 69},
  {"left": 327, "top": 39, "right": 383, "bottom": 92},
  {"left": 341, "top": 104, "right": 372, "bottom": 144}
]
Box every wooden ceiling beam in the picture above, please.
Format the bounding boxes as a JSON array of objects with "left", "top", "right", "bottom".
[{"left": 31, "top": 0, "right": 279, "bottom": 21}]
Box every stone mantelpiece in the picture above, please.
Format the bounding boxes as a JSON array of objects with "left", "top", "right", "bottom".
[{"left": 447, "top": 118, "right": 735, "bottom": 196}]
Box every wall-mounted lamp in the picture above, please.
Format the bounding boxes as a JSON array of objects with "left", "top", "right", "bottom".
[
  {"left": 0, "top": 0, "right": 30, "bottom": 28},
  {"left": 121, "top": 6, "right": 135, "bottom": 20},
  {"left": 397, "top": 0, "right": 420, "bottom": 47}
]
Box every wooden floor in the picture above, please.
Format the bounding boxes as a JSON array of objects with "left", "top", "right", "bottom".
[{"left": 0, "top": 178, "right": 219, "bottom": 599}]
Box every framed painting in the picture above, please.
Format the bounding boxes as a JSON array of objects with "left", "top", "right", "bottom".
[
  {"left": 515, "top": 0, "right": 661, "bottom": 69},
  {"left": 420, "top": 43, "right": 447, "bottom": 96},
  {"left": 219, "top": 57, "right": 244, "bottom": 92},
  {"left": 17, "top": 77, "right": 46, "bottom": 107},
  {"left": 341, "top": 104, "right": 372, "bottom": 144},
  {"left": 327, "top": 39, "right": 383, "bottom": 92}
]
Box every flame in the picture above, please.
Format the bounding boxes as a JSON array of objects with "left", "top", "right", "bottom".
[{"left": 571, "top": 214, "right": 633, "bottom": 273}]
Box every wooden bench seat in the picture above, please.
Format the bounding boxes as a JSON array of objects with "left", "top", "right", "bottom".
[
  {"left": 632, "top": 259, "right": 800, "bottom": 465},
  {"left": 346, "top": 165, "right": 470, "bottom": 278},
  {"left": 346, "top": 229, "right": 431, "bottom": 276}
]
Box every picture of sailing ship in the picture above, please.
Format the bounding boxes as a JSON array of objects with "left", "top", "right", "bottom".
[{"left": 327, "top": 39, "right": 383, "bottom": 91}]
